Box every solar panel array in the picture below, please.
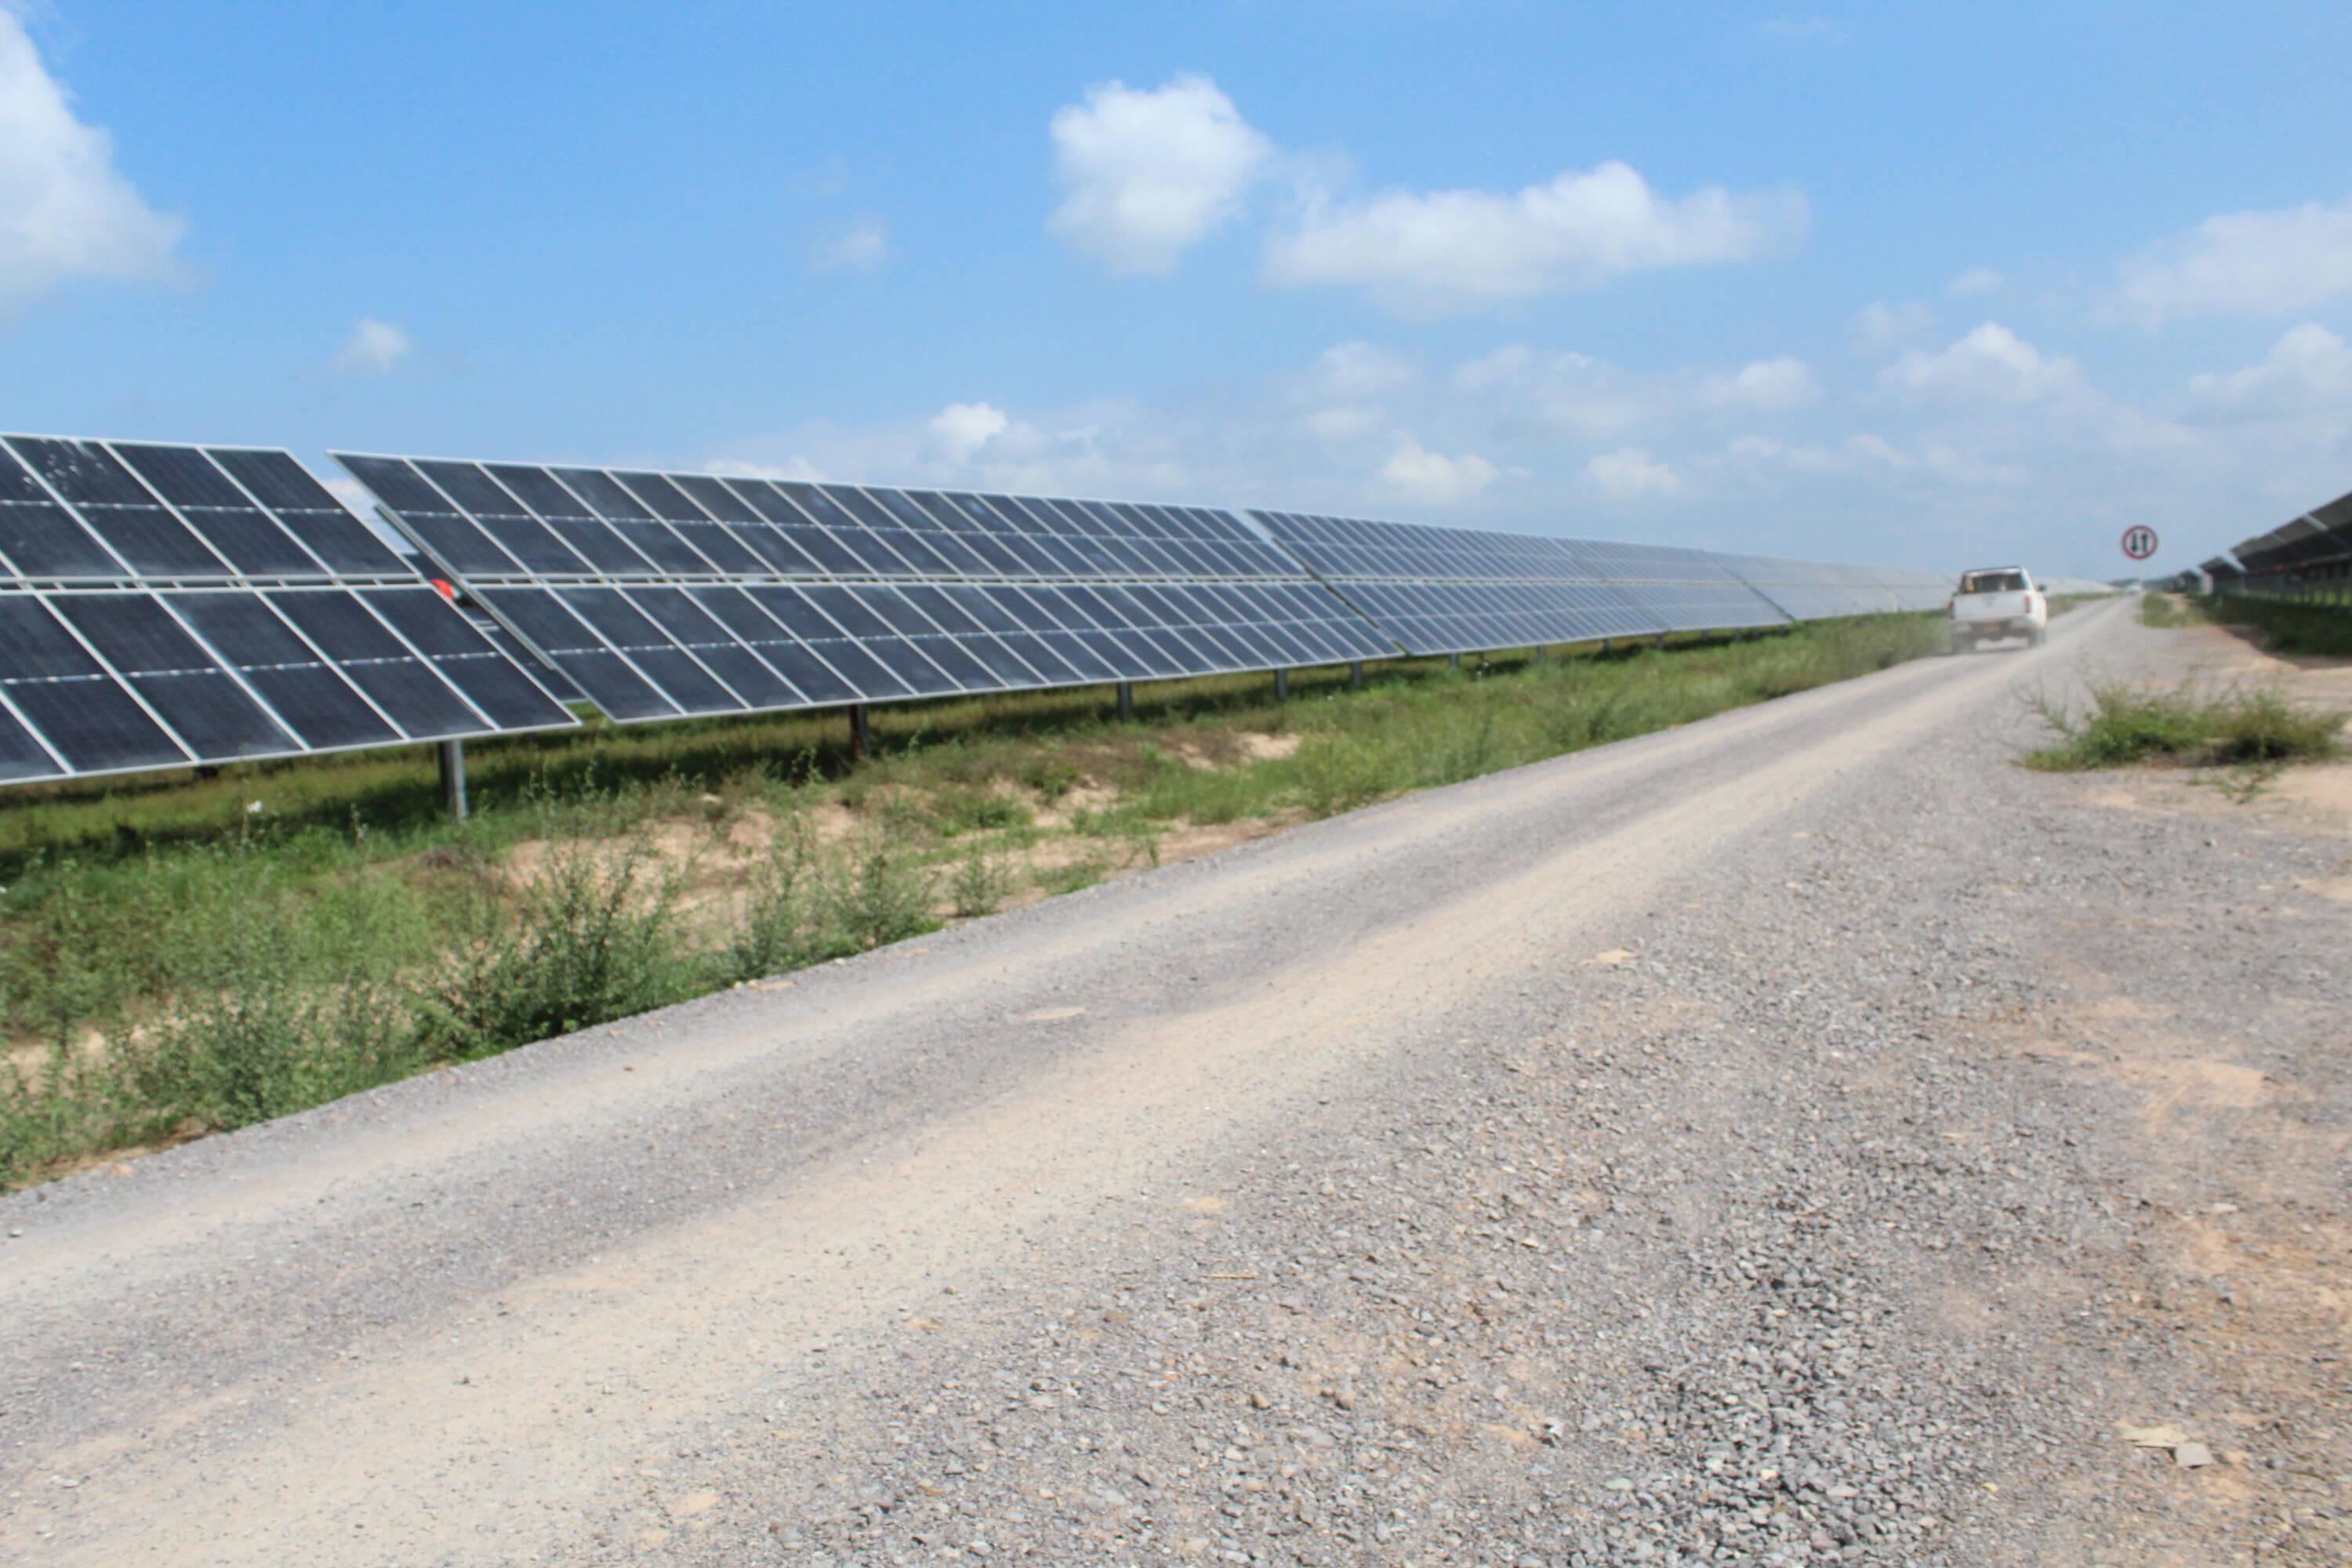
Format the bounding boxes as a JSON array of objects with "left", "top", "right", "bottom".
[
  {"left": 0, "top": 436, "right": 575, "bottom": 782},
  {"left": 1248, "top": 510, "right": 1787, "bottom": 655},
  {"left": 332, "top": 455, "right": 1397, "bottom": 723},
  {"left": 2220, "top": 486, "right": 2352, "bottom": 592},
  {"left": 0, "top": 429, "right": 1959, "bottom": 790},
  {"left": 1712, "top": 554, "right": 1953, "bottom": 619}
]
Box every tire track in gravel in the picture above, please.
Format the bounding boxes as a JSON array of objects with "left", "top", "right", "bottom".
[{"left": 1, "top": 601, "right": 2132, "bottom": 1565}]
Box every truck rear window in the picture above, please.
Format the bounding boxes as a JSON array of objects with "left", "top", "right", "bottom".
[{"left": 1960, "top": 572, "right": 2026, "bottom": 593}]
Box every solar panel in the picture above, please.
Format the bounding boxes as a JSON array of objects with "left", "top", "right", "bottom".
[
  {"left": 1557, "top": 538, "right": 1788, "bottom": 633},
  {"left": 1711, "top": 554, "right": 1952, "bottom": 618},
  {"left": 0, "top": 436, "right": 577, "bottom": 781},
  {"left": 1252, "top": 510, "right": 1672, "bottom": 655},
  {"left": 334, "top": 454, "right": 1396, "bottom": 722}
]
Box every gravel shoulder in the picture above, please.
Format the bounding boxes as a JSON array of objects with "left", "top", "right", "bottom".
[{"left": 5, "top": 597, "right": 2347, "bottom": 1566}]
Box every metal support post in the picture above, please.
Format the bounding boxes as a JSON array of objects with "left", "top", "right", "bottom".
[
  {"left": 1272, "top": 668, "right": 1290, "bottom": 702},
  {"left": 849, "top": 703, "right": 872, "bottom": 760},
  {"left": 1601, "top": 637, "right": 1612, "bottom": 655},
  {"left": 1448, "top": 652, "right": 1461, "bottom": 670},
  {"left": 1348, "top": 660, "right": 1364, "bottom": 691},
  {"left": 1653, "top": 633, "right": 1667, "bottom": 651},
  {"left": 437, "top": 738, "right": 469, "bottom": 820},
  {"left": 1116, "top": 681, "right": 1134, "bottom": 721}
]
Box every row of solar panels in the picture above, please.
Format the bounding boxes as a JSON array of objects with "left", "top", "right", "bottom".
[
  {"left": 0, "top": 434, "right": 1952, "bottom": 786},
  {"left": 2203, "top": 484, "right": 2352, "bottom": 585}
]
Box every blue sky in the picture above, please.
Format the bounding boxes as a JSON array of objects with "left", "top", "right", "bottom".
[{"left": 5, "top": 2, "right": 2352, "bottom": 576}]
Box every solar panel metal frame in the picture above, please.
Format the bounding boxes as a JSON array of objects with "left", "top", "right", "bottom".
[
  {"left": 0, "top": 435, "right": 578, "bottom": 783},
  {"left": 332, "top": 453, "right": 1396, "bottom": 724}
]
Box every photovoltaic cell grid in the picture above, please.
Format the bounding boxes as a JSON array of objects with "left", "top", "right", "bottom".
[
  {"left": 333, "top": 455, "right": 1396, "bottom": 723},
  {"left": 1713, "top": 555, "right": 1954, "bottom": 619},
  {"left": 0, "top": 436, "right": 575, "bottom": 782},
  {"left": 1250, "top": 511, "right": 1785, "bottom": 656},
  {"left": 1558, "top": 538, "right": 1789, "bottom": 633}
]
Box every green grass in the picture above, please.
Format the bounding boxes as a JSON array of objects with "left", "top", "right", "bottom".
[
  {"left": 2193, "top": 594, "right": 2352, "bottom": 657},
  {"left": 2022, "top": 680, "right": 2343, "bottom": 772},
  {"left": 2140, "top": 592, "right": 2205, "bottom": 630},
  {"left": 0, "top": 613, "right": 1944, "bottom": 1188}
]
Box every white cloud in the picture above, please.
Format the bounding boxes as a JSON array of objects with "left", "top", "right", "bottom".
[
  {"left": 1853, "top": 299, "right": 1933, "bottom": 349},
  {"left": 1582, "top": 446, "right": 1686, "bottom": 500},
  {"left": 1301, "top": 340, "right": 1414, "bottom": 401},
  {"left": 1290, "top": 341, "right": 1414, "bottom": 446},
  {"left": 1047, "top": 74, "right": 1275, "bottom": 274},
  {"left": 1947, "top": 267, "right": 2003, "bottom": 296},
  {"left": 808, "top": 215, "right": 893, "bottom": 274},
  {"left": 928, "top": 401, "right": 1011, "bottom": 463},
  {"left": 1882, "top": 322, "right": 2082, "bottom": 405},
  {"left": 2113, "top": 194, "right": 2352, "bottom": 322},
  {"left": 1700, "top": 356, "right": 1818, "bottom": 411},
  {"left": 1452, "top": 343, "right": 1534, "bottom": 391},
  {"left": 1377, "top": 437, "right": 1499, "bottom": 504},
  {"left": 2187, "top": 322, "right": 2352, "bottom": 416},
  {"left": 0, "top": 11, "right": 184, "bottom": 313},
  {"left": 328, "top": 318, "right": 414, "bottom": 376},
  {"left": 1725, "top": 435, "right": 1849, "bottom": 474},
  {"left": 1264, "top": 160, "right": 1806, "bottom": 315}
]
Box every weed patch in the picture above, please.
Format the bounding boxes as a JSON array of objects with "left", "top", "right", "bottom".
[
  {"left": 2022, "top": 680, "right": 2343, "bottom": 773},
  {"left": 428, "top": 843, "right": 701, "bottom": 1058}
]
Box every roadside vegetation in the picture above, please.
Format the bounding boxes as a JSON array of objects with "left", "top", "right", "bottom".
[
  {"left": 2021, "top": 678, "right": 2343, "bottom": 786},
  {"left": 0, "top": 612, "right": 1943, "bottom": 1188},
  {"left": 2194, "top": 594, "right": 2352, "bottom": 657}
]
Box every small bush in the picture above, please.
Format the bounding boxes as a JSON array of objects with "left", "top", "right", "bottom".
[
  {"left": 723, "top": 829, "right": 825, "bottom": 982},
  {"left": 1294, "top": 728, "right": 1399, "bottom": 818},
  {"left": 821, "top": 831, "right": 938, "bottom": 950},
  {"left": 2205, "top": 687, "right": 2346, "bottom": 764},
  {"left": 6, "top": 868, "right": 132, "bottom": 1049},
  {"left": 948, "top": 840, "right": 1014, "bottom": 919},
  {"left": 2023, "top": 680, "right": 2343, "bottom": 771},
  {"left": 427, "top": 843, "right": 700, "bottom": 1057}
]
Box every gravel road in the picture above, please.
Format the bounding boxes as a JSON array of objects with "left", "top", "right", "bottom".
[{"left": 5, "top": 595, "right": 2348, "bottom": 1566}]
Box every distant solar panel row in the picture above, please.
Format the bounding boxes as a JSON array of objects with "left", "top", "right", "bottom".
[
  {"left": 1250, "top": 510, "right": 1789, "bottom": 655},
  {"left": 1714, "top": 554, "right": 1953, "bottom": 619},
  {"left": 333, "top": 454, "right": 1394, "bottom": 724},
  {"left": 0, "top": 437, "right": 575, "bottom": 781}
]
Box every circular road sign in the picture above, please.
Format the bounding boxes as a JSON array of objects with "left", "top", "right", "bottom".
[{"left": 2121, "top": 524, "right": 2159, "bottom": 561}]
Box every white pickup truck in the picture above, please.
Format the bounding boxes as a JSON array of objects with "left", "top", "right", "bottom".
[{"left": 1948, "top": 566, "right": 2047, "bottom": 653}]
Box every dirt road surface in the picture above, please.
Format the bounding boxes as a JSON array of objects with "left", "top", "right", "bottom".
[{"left": 6, "top": 597, "right": 2349, "bottom": 1566}]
